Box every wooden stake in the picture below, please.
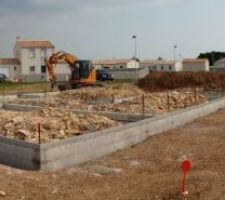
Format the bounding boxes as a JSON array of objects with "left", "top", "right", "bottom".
[{"left": 142, "top": 94, "right": 145, "bottom": 115}]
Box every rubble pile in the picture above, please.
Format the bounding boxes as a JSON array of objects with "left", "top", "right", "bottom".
[
  {"left": 92, "top": 89, "right": 207, "bottom": 114},
  {"left": 9, "top": 97, "right": 89, "bottom": 110},
  {"left": 8, "top": 84, "right": 208, "bottom": 115},
  {"left": 56, "top": 84, "right": 142, "bottom": 101},
  {"left": 0, "top": 109, "right": 120, "bottom": 143}
]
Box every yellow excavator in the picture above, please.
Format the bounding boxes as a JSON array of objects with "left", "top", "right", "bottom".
[{"left": 44, "top": 51, "right": 96, "bottom": 90}]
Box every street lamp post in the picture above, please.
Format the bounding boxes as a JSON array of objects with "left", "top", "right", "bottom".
[
  {"left": 132, "top": 35, "right": 138, "bottom": 81},
  {"left": 173, "top": 45, "right": 178, "bottom": 64}
]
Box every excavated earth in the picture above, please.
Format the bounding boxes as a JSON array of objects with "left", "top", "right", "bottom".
[
  {"left": 8, "top": 84, "right": 208, "bottom": 115},
  {"left": 0, "top": 108, "right": 120, "bottom": 143}
]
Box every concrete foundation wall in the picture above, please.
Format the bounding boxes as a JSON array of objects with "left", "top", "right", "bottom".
[
  {"left": 40, "top": 97, "right": 225, "bottom": 171},
  {"left": 0, "top": 136, "right": 40, "bottom": 170},
  {"left": 0, "top": 97, "right": 225, "bottom": 171}
]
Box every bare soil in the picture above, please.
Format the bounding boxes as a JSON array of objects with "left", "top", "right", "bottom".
[
  {"left": 138, "top": 71, "right": 225, "bottom": 92},
  {"left": 0, "top": 109, "right": 225, "bottom": 199}
]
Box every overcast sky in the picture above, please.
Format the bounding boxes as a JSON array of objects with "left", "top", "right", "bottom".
[{"left": 0, "top": 0, "right": 225, "bottom": 60}]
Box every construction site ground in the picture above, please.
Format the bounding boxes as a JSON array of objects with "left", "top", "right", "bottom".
[{"left": 0, "top": 108, "right": 225, "bottom": 200}]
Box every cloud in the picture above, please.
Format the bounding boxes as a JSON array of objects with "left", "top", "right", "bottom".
[{"left": 0, "top": 0, "right": 182, "bottom": 17}]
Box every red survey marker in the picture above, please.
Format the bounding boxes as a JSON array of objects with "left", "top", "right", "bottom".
[{"left": 181, "top": 160, "right": 191, "bottom": 195}]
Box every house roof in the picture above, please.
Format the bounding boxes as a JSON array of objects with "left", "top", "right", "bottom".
[
  {"left": 183, "top": 58, "right": 209, "bottom": 64},
  {"left": 0, "top": 58, "right": 20, "bottom": 65},
  {"left": 93, "top": 59, "right": 133, "bottom": 65},
  {"left": 140, "top": 59, "right": 175, "bottom": 65},
  {"left": 16, "top": 40, "right": 54, "bottom": 48}
]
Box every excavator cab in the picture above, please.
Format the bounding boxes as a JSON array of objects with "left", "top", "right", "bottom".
[
  {"left": 70, "top": 60, "right": 96, "bottom": 88},
  {"left": 71, "top": 60, "right": 92, "bottom": 80}
]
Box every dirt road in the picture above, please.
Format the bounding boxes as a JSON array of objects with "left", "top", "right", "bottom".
[{"left": 1, "top": 109, "right": 225, "bottom": 199}]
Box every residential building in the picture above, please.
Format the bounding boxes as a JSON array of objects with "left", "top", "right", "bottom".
[
  {"left": 92, "top": 58, "right": 139, "bottom": 69},
  {"left": 140, "top": 58, "right": 182, "bottom": 72},
  {"left": 14, "top": 40, "right": 55, "bottom": 81},
  {"left": 212, "top": 58, "right": 225, "bottom": 72},
  {"left": 0, "top": 40, "right": 72, "bottom": 82},
  {"left": 0, "top": 58, "right": 21, "bottom": 80},
  {"left": 182, "top": 59, "right": 209, "bottom": 72}
]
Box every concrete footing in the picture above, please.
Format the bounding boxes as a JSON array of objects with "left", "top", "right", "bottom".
[{"left": 0, "top": 97, "right": 225, "bottom": 171}]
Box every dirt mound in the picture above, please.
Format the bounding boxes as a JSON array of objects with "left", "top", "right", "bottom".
[{"left": 137, "top": 72, "right": 225, "bottom": 92}]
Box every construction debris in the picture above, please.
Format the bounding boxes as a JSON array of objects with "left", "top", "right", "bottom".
[
  {"left": 0, "top": 109, "right": 120, "bottom": 143},
  {"left": 8, "top": 84, "right": 208, "bottom": 115}
]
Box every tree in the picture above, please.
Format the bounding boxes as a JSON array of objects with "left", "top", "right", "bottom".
[{"left": 198, "top": 51, "right": 225, "bottom": 66}]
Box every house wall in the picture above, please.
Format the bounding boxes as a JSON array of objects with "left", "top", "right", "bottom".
[
  {"left": 19, "top": 48, "right": 54, "bottom": 75},
  {"left": 106, "top": 67, "right": 149, "bottom": 80},
  {"left": 102, "top": 64, "right": 126, "bottom": 69},
  {"left": 14, "top": 45, "right": 22, "bottom": 62},
  {"left": 140, "top": 61, "right": 183, "bottom": 72},
  {"left": 183, "top": 62, "right": 209, "bottom": 72},
  {"left": 0, "top": 65, "right": 21, "bottom": 80},
  {"left": 126, "top": 60, "right": 139, "bottom": 68},
  {"left": 94, "top": 60, "right": 139, "bottom": 69},
  {"left": 55, "top": 63, "right": 71, "bottom": 81}
]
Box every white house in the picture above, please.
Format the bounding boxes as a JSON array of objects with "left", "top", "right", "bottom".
[
  {"left": 14, "top": 40, "right": 55, "bottom": 81},
  {"left": 0, "top": 40, "right": 73, "bottom": 82},
  {"left": 92, "top": 58, "right": 139, "bottom": 69},
  {"left": 0, "top": 58, "right": 21, "bottom": 80},
  {"left": 140, "top": 58, "right": 182, "bottom": 72},
  {"left": 182, "top": 58, "right": 209, "bottom": 72}
]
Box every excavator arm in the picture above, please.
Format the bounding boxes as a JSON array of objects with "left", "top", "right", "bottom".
[{"left": 44, "top": 51, "right": 79, "bottom": 89}]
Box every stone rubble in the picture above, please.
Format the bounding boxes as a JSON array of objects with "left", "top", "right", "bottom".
[
  {"left": 8, "top": 84, "right": 207, "bottom": 115},
  {"left": 0, "top": 108, "right": 120, "bottom": 143}
]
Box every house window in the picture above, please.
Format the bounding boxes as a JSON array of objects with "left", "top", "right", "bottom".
[
  {"left": 29, "top": 48, "right": 35, "bottom": 58},
  {"left": 169, "top": 66, "right": 172, "bottom": 70},
  {"left": 161, "top": 66, "right": 164, "bottom": 70},
  {"left": 120, "top": 66, "right": 123, "bottom": 68},
  {"left": 29, "top": 66, "right": 35, "bottom": 72},
  {"left": 14, "top": 66, "right": 17, "bottom": 71},
  {"left": 153, "top": 66, "right": 157, "bottom": 71},
  {"left": 41, "top": 48, "right": 46, "bottom": 58},
  {"left": 41, "top": 65, "right": 46, "bottom": 73}
]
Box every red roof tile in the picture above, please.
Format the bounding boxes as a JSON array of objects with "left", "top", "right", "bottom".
[
  {"left": 0, "top": 58, "right": 20, "bottom": 65},
  {"left": 16, "top": 40, "right": 54, "bottom": 48}
]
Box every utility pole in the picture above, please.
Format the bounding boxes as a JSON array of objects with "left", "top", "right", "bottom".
[
  {"left": 132, "top": 35, "right": 138, "bottom": 81},
  {"left": 174, "top": 45, "right": 178, "bottom": 63}
]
